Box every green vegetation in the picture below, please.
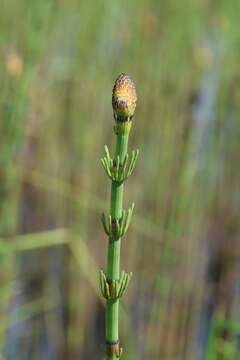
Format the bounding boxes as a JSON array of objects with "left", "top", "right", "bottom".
[
  {"left": 0, "top": 0, "right": 240, "bottom": 359},
  {"left": 206, "top": 312, "right": 240, "bottom": 360},
  {"left": 100, "top": 74, "right": 138, "bottom": 359}
]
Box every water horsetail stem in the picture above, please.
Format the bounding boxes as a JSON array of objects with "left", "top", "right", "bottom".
[{"left": 100, "top": 73, "right": 138, "bottom": 359}]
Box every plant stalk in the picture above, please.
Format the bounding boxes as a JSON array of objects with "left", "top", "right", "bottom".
[{"left": 106, "top": 124, "right": 131, "bottom": 358}]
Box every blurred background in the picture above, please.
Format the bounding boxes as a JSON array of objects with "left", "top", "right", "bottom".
[{"left": 0, "top": 0, "right": 240, "bottom": 359}]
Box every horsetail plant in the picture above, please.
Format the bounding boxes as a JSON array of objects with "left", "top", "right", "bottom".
[{"left": 100, "top": 73, "right": 138, "bottom": 359}]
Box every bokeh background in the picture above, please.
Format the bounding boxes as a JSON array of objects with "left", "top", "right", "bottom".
[{"left": 1, "top": 0, "right": 240, "bottom": 359}]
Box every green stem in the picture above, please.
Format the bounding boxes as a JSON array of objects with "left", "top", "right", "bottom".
[{"left": 106, "top": 125, "right": 130, "bottom": 356}]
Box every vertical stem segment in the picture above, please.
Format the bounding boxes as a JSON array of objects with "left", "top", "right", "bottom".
[{"left": 106, "top": 123, "right": 131, "bottom": 358}]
